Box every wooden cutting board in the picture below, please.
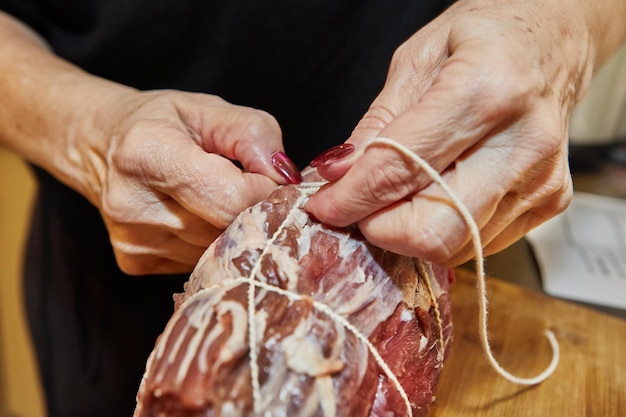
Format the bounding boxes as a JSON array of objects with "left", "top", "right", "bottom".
[{"left": 430, "top": 268, "right": 626, "bottom": 417}]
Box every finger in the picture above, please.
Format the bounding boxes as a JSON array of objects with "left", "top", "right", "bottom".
[
  {"left": 308, "top": 36, "right": 539, "bottom": 228},
  {"left": 176, "top": 153, "right": 278, "bottom": 228},
  {"left": 445, "top": 164, "right": 573, "bottom": 265},
  {"left": 106, "top": 216, "right": 211, "bottom": 265},
  {"left": 354, "top": 160, "right": 503, "bottom": 265},
  {"left": 307, "top": 54, "right": 522, "bottom": 227},
  {"left": 110, "top": 226, "right": 207, "bottom": 275},
  {"left": 102, "top": 164, "right": 228, "bottom": 244},
  {"left": 184, "top": 97, "right": 288, "bottom": 184},
  {"left": 130, "top": 196, "right": 224, "bottom": 247},
  {"left": 105, "top": 200, "right": 219, "bottom": 275},
  {"left": 445, "top": 206, "right": 568, "bottom": 267},
  {"left": 115, "top": 253, "right": 197, "bottom": 276},
  {"left": 134, "top": 135, "right": 278, "bottom": 228},
  {"left": 315, "top": 31, "right": 448, "bottom": 182},
  {"left": 356, "top": 146, "right": 572, "bottom": 266}
]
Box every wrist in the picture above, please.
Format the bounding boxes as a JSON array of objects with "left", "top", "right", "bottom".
[
  {"left": 0, "top": 11, "right": 139, "bottom": 208},
  {"left": 58, "top": 75, "right": 137, "bottom": 207}
]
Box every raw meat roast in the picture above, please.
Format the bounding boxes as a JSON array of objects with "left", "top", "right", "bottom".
[{"left": 134, "top": 170, "right": 454, "bottom": 417}]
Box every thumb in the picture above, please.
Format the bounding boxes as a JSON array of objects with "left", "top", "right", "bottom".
[
  {"left": 195, "top": 102, "right": 292, "bottom": 184},
  {"left": 315, "top": 70, "right": 429, "bottom": 181},
  {"left": 315, "top": 32, "right": 447, "bottom": 181}
]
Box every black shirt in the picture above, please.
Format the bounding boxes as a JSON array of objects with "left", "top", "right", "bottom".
[{"left": 0, "top": 1, "right": 452, "bottom": 415}]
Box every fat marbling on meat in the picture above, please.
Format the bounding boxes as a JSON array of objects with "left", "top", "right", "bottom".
[{"left": 134, "top": 170, "right": 454, "bottom": 417}]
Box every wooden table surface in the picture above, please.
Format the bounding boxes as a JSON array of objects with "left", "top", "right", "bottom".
[{"left": 430, "top": 268, "right": 626, "bottom": 417}]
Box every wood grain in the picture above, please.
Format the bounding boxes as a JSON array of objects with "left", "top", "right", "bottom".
[{"left": 430, "top": 268, "right": 626, "bottom": 417}]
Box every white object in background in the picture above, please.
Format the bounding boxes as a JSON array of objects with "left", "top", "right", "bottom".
[
  {"left": 569, "top": 40, "right": 626, "bottom": 145},
  {"left": 526, "top": 192, "right": 626, "bottom": 310}
]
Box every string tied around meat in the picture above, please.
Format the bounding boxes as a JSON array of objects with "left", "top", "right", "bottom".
[
  {"left": 245, "top": 189, "right": 420, "bottom": 416},
  {"left": 243, "top": 136, "right": 559, "bottom": 415}
]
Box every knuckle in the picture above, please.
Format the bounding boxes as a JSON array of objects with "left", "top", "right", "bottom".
[
  {"left": 537, "top": 152, "right": 573, "bottom": 207},
  {"left": 237, "top": 108, "right": 281, "bottom": 140},
  {"left": 388, "top": 44, "right": 412, "bottom": 76},
  {"left": 538, "top": 124, "right": 563, "bottom": 150},
  {"left": 112, "top": 238, "right": 173, "bottom": 276},
  {"left": 362, "top": 153, "right": 415, "bottom": 204},
  {"left": 109, "top": 123, "right": 161, "bottom": 177},
  {"left": 555, "top": 179, "right": 573, "bottom": 213},
  {"left": 546, "top": 173, "right": 573, "bottom": 216},
  {"left": 465, "top": 59, "right": 542, "bottom": 121},
  {"left": 101, "top": 187, "right": 136, "bottom": 224},
  {"left": 315, "top": 201, "right": 353, "bottom": 227},
  {"left": 100, "top": 193, "right": 125, "bottom": 224},
  {"left": 211, "top": 190, "right": 244, "bottom": 229},
  {"left": 406, "top": 222, "right": 457, "bottom": 265},
  {"left": 497, "top": 69, "right": 538, "bottom": 105},
  {"left": 117, "top": 259, "right": 146, "bottom": 276},
  {"left": 356, "top": 104, "right": 395, "bottom": 132},
  {"left": 113, "top": 250, "right": 148, "bottom": 276}
]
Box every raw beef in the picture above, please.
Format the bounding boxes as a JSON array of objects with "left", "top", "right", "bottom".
[{"left": 134, "top": 170, "right": 453, "bottom": 417}]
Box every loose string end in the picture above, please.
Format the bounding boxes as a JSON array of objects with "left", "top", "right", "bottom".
[
  {"left": 363, "top": 137, "right": 560, "bottom": 386},
  {"left": 481, "top": 327, "right": 560, "bottom": 385}
]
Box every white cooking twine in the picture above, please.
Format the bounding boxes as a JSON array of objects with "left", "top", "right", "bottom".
[
  {"left": 245, "top": 189, "right": 422, "bottom": 416},
  {"left": 354, "top": 137, "right": 559, "bottom": 387},
  {"left": 242, "top": 136, "right": 559, "bottom": 415}
]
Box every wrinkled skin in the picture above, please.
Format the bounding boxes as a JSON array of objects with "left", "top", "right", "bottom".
[
  {"left": 0, "top": 11, "right": 288, "bottom": 276},
  {"left": 1, "top": 0, "right": 625, "bottom": 274},
  {"left": 93, "top": 91, "right": 285, "bottom": 274},
  {"left": 306, "top": 0, "right": 625, "bottom": 266}
]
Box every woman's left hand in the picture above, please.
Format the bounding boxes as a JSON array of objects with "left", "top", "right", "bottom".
[{"left": 306, "top": 0, "right": 625, "bottom": 266}]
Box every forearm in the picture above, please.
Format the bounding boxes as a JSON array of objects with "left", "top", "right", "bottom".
[
  {"left": 580, "top": 0, "right": 626, "bottom": 69},
  {"left": 533, "top": 0, "right": 626, "bottom": 103},
  {"left": 569, "top": 0, "right": 626, "bottom": 104},
  {"left": 0, "top": 11, "right": 133, "bottom": 203},
  {"left": 444, "top": 0, "right": 626, "bottom": 103}
]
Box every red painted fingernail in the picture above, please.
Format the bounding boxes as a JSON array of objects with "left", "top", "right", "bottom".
[
  {"left": 271, "top": 151, "right": 302, "bottom": 184},
  {"left": 310, "top": 143, "right": 355, "bottom": 168}
]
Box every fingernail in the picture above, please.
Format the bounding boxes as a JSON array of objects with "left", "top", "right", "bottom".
[
  {"left": 271, "top": 151, "right": 302, "bottom": 184},
  {"left": 305, "top": 210, "right": 320, "bottom": 223},
  {"left": 310, "top": 143, "right": 355, "bottom": 168}
]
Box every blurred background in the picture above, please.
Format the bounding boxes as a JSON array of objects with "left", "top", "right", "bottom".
[{"left": 0, "top": 148, "right": 44, "bottom": 417}]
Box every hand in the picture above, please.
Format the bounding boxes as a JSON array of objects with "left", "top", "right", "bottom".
[
  {"left": 306, "top": 0, "right": 597, "bottom": 266},
  {"left": 84, "top": 90, "right": 290, "bottom": 275},
  {"left": 0, "top": 12, "right": 301, "bottom": 276}
]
